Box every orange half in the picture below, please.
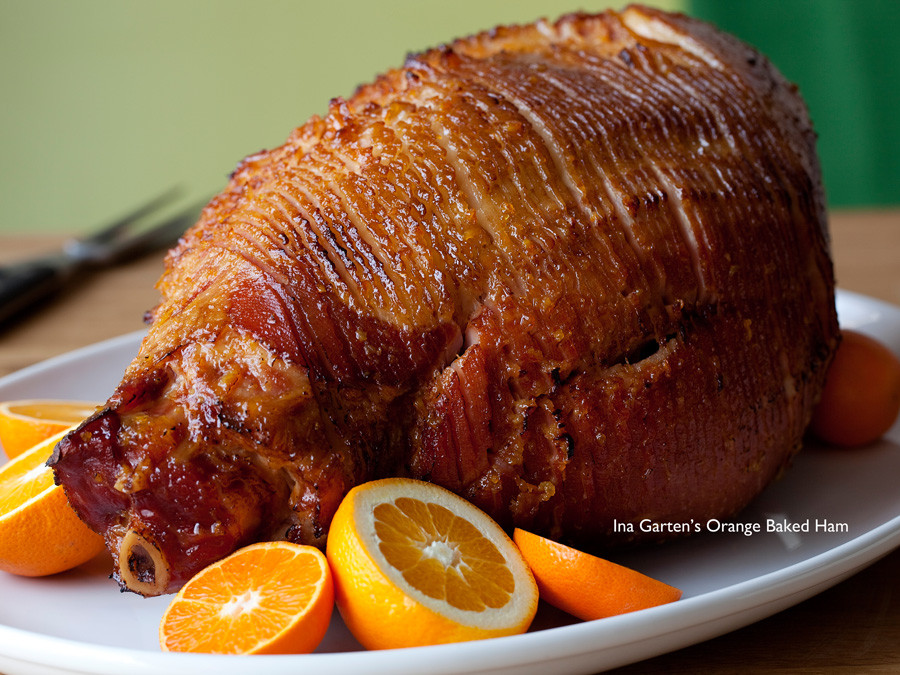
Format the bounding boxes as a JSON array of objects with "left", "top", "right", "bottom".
[
  {"left": 327, "top": 478, "right": 538, "bottom": 650},
  {"left": 160, "top": 542, "right": 334, "bottom": 655}
]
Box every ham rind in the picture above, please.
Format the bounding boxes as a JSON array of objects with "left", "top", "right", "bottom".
[{"left": 50, "top": 6, "right": 838, "bottom": 595}]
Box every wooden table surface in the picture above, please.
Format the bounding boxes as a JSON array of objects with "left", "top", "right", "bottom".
[{"left": 0, "top": 209, "right": 898, "bottom": 672}]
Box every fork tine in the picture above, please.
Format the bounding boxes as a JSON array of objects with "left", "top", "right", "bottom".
[
  {"left": 0, "top": 189, "right": 207, "bottom": 328},
  {"left": 102, "top": 197, "right": 208, "bottom": 263},
  {"left": 76, "top": 186, "right": 185, "bottom": 246}
]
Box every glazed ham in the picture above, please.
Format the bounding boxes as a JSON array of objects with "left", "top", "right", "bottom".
[{"left": 51, "top": 5, "right": 838, "bottom": 595}]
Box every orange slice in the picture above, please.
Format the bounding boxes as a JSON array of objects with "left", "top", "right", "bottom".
[
  {"left": 0, "top": 427, "right": 105, "bottom": 576},
  {"left": 0, "top": 399, "right": 99, "bottom": 459},
  {"left": 159, "top": 542, "right": 333, "bottom": 655},
  {"left": 513, "top": 528, "right": 682, "bottom": 621},
  {"left": 326, "top": 477, "right": 539, "bottom": 650}
]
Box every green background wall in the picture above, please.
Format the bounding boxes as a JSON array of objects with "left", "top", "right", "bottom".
[
  {"left": 0, "top": 0, "right": 679, "bottom": 234},
  {"left": 690, "top": 0, "right": 900, "bottom": 209}
]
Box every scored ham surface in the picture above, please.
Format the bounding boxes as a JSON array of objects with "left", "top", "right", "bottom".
[{"left": 50, "top": 5, "right": 838, "bottom": 595}]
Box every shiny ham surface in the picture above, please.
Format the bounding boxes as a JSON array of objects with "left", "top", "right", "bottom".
[{"left": 50, "top": 5, "right": 839, "bottom": 595}]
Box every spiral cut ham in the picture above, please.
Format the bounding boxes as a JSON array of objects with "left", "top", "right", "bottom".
[{"left": 50, "top": 5, "right": 838, "bottom": 595}]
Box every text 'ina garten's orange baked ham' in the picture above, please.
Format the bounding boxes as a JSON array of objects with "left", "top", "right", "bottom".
[{"left": 50, "top": 5, "right": 839, "bottom": 596}]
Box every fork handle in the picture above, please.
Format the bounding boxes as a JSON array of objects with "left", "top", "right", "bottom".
[{"left": 0, "top": 258, "right": 73, "bottom": 325}]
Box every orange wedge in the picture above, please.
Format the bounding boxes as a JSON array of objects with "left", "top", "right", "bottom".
[
  {"left": 0, "top": 427, "right": 105, "bottom": 576},
  {"left": 326, "top": 477, "right": 539, "bottom": 650},
  {"left": 159, "top": 542, "right": 333, "bottom": 655},
  {"left": 513, "top": 528, "right": 682, "bottom": 621},
  {"left": 0, "top": 399, "right": 98, "bottom": 459}
]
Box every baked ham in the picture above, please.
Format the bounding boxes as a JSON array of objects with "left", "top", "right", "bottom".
[{"left": 50, "top": 5, "right": 839, "bottom": 595}]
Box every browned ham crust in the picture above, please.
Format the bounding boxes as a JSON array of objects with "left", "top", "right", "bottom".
[{"left": 51, "top": 5, "right": 838, "bottom": 595}]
